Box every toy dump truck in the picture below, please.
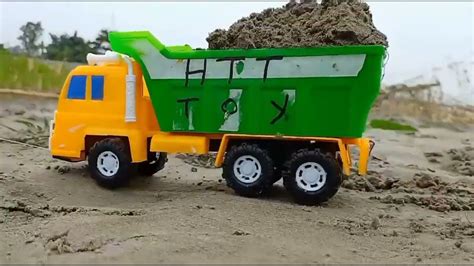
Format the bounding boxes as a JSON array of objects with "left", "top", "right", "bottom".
[{"left": 49, "top": 31, "right": 385, "bottom": 205}]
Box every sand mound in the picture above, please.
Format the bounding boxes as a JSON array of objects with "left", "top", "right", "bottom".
[
  {"left": 207, "top": 0, "right": 388, "bottom": 49},
  {"left": 176, "top": 153, "right": 217, "bottom": 169},
  {"left": 424, "top": 147, "right": 474, "bottom": 177},
  {"left": 445, "top": 147, "right": 474, "bottom": 176},
  {"left": 343, "top": 167, "right": 474, "bottom": 212}
]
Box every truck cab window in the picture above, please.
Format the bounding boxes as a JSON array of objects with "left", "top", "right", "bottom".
[
  {"left": 67, "top": 75, "right": 87, "bottom": 99},
  {"left": 91, "top": 75, "right": 105, "bottom": 100}
]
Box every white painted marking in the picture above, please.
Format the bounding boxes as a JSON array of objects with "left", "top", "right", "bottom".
[
  {"left": 219, "top": 89, "right": 242, "bottom": 132},
  {"left": 283, "top": 89, "right": 296, "bottom": 106},
  {"left": 188, "top": 106, "right": 194, "bottom": 131},
  {"left": 132, "top": 39, "right": 366, "bottom": 80}
]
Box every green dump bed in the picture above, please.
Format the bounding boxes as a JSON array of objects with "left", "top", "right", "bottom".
[{"left": 110, "top": 31, "right": 386, "bottom": 138}]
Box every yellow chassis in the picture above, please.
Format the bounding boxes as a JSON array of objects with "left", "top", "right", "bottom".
[
  {"left": 150, "top": 133, "right": 373, "bottom": 176},
  {"left": 215, "top": 134, "right": 372, "bottom": 176}
]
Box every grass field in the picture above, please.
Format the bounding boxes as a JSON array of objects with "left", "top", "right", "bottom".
[
  {"left": 0, "top": 51, "right": 75, "bottom": 92},
  {"left": 369, "top": 119, "right": 417, "bottom": 131}
]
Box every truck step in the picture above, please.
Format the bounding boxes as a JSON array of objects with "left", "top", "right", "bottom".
[{"left": 150, "top": 132, "right": 209, "bottom": 154}]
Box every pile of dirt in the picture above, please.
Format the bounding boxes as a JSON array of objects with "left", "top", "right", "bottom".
[
  {"left": 342, "top": 170, "right": 397, "bottom": 192},
  {"left": 438, "top": 219, "right": 474, "bottom": 240},
  {"left": 43, "top": 230, "right": 112, "bottom": 255},
  {"left": 424, "top": 147, "right": 474, "bottom": 176},
  {"left": 374, "top": 193, "right": 473, "bottom": 212},
  {"left": 176, "top": 153, "right": 217, "bottom": 168},
  {"left": 0, "top": 198, "right": 145, "bottom": 219},
  {"left": 45, "top": 230, "right": 74, "bottom": 255},
  {"left": 0, "top": 116, "right": 50, "bottom": 148},
  {"left": 445, "top": 147, "right": 474, "bottom": 176},
  {"left": 207, "top": 0, "right": 388, "bottom": 49},
  {"left": 343, "top": 171, "right": 474, "bottom": 212}
]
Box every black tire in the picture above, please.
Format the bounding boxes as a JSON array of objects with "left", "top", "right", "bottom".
[
  {"left": 138, "top": 152, "right": 167, "bottom": 176},
  {"left": 283, "top": 149, "right": 342, "bottom": 205},
  {"left": 223, "top": 143, "right": 274, "bottom": 197},
  {"left": 88, "top": 138, "right": 134, "bottom": 189}
]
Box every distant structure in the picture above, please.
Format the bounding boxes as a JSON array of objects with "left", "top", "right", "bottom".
[
  {"left": 8, "top": 45, "right": 23, "bottom": 55},
  {"left": 385, "top": 60, "right": 474, "bottom": 106}
]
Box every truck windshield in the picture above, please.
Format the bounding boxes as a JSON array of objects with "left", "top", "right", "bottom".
[{"left": 67, "top": 75, "right": 86, "bottom": 99}]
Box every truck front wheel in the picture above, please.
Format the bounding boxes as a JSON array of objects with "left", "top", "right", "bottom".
[
  {"left": 283, "top": 149, "right": 342, "bottom": 205},
  {"left": 223, "top": 143, "right": 274, "bottom": 197},
  {"left": 88, "top": 138, "right": 134, "bottom": 188}
]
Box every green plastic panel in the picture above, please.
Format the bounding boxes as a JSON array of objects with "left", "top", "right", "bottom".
[{"left": 110, "top": 31, "right": 385, "bottom": 138}]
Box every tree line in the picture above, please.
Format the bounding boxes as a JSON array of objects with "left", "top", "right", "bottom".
[{"left": 12, "top": 21, "right": 110, "bottom": 63}]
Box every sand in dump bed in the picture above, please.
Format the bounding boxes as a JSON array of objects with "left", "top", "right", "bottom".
[{"left": 207, "top": 0, "right": 388, "bottom": 49}]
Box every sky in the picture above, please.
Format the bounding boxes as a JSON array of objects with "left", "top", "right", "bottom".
[{"left": 0, "top": 1, "right": 473, "bottom": 85}]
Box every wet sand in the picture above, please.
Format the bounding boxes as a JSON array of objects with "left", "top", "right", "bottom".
[{"left": 0, "top": 94, "right": 473, "bottom": 264}]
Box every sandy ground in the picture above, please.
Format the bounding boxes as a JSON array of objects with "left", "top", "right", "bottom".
[{"left": 0, "top": 94, "right": 473, "bottom": 264}]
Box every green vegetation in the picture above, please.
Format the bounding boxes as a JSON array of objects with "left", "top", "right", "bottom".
[
  {"left": 0, "top": 21, "right": 112, "bottom": 92},
  {"left": 0, "top": 50, "right": 73, "bottom": 92},
  {"left": 14, "top": 21, "right": 110, "bottom": 63},
  {"left": 17, "top": 21, "right": 44, "bottom": 57},
  {"left": 369, "top": 119, "right": 417, "bottom": 131},
  {"left": 46, "top": 32, "right": 93, "bottom": 63},
  {"left": 46, "top": 29, "right": 110, "bottom": 63}
]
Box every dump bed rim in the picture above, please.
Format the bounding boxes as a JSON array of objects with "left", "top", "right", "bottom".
[{"left": 109, "top": 31, "right": 386, "bottom": 60}]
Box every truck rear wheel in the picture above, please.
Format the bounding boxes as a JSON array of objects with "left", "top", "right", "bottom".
[
  {"left": 223, "top": 143, "right": 274, "bottom": 197},
  {"left": 138, "top": 152, "right": 167, "bottom": 176},
  {"left": 283, "top": 149, "right": 342, "bottom": 205},
  {"left": 88, "top": 138, "right": 134, "bottom": 188}
]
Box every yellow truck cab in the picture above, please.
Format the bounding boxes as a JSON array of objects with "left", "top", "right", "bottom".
[{"left": 50, "top": 52, "right": 166, "bottom": 187}]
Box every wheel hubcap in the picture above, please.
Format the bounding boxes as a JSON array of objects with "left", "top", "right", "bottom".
[
  {"left": 233, "top": 155, "right": 262, "bottom": 183},
  {"left": 295, "top": 162, "right": 327, "bottom": 191},
  {"left": 97, "top": 151, "right": 120, "bottom": 177}
]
